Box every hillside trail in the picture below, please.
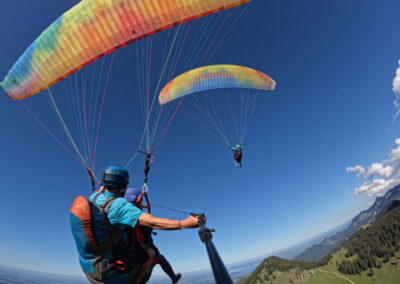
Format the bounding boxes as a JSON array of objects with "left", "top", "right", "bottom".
[{"left": 317, "top": 268, "right": 356, "bottom": 284}]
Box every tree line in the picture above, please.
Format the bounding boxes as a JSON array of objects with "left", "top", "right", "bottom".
[{"left": 338, "top": 203, "right": 400, "bottom": 275}]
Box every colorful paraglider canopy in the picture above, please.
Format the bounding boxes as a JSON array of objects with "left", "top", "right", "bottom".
[
  {"left": 0, "top": 0, "right": 250, "bottom": 100},
  {"left": 158, "top": 65, "right": 276, "bottom": 105}
]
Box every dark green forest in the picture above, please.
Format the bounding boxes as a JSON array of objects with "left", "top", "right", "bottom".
[
  {"left": 337, "top": 201, "right": 400, "bottom": 275},
  {"left": 245, "top": 200, "right": 400, "bottom": 283}
]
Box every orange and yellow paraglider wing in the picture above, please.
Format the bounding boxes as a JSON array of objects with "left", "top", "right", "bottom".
[
  {"left": 158, "top": 65, "right": 276, "bottom": 105},
  {"left": 0, "top": 0, "right": 250, "bottom": 100}
]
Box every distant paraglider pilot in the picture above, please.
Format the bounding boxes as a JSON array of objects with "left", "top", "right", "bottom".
[{"left": 231, "top": 144, "right": 243, "bottom": 167}]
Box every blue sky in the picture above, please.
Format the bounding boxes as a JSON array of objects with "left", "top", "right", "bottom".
[{"left": 1, "top": 0, "right": 400, "bottom": 277}]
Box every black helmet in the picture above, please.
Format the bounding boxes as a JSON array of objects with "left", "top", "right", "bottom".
[{"left": 102, "top": 166, "right": 130, "bottom": 191}]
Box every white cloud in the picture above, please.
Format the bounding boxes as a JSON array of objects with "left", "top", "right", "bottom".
[
  {"left": 348, "top": 139, "right": 400, "bottom": 197},
  {"left": 346, "top": 165, "right": 365, "bottom": 178},
  {"left": 353, "top": 179, "right": 399, "bottom": 197},
  {"left": 393, "top": 60, "right": 400, "bottom": 95},
  {"left": 367, "top": 163, "right": 394, "bottom": 178},
  {"left": 386, "top": 138, "right": 400, "bottom": 162},
  {"left": 393, "top": 60, "right": 400, "bottom": 117}
]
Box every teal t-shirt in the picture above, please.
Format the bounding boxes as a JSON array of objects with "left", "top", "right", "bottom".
[{"left": 90, "top": 191, "right": 143, "bottom": 230}]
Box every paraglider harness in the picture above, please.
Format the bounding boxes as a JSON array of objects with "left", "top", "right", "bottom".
[
  {"left": 91, "top": 193, "right": 130, "bottom": 273},
  {"left": 69, "top": 193, "right": 144, "bottom": 284},
  {"left": 95, "top": 193, "right": 149, "bottom": 273},
  {"left": 234, "top": 148, "right": 242, "bottom": 162},
  {"left": 83, "top": 166, "right": 145, "bottom": 274},
  {"left": 84, "top": 156, "right": 233, "bottom": 283},
  {"left": 230, "top": 144, "right": 243, "bottom": 167}
]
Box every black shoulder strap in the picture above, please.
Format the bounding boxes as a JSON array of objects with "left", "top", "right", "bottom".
[
  {"left": 92, "top": 193, "right": 119, "bottom": 249},
  {"left": 100, "top": 195, "right": 117, "bottom": 215},
  {"left": 92, "top": 193, "right": 117, "bottom": 215},
  {"left": 92, "top": 192, "right": 102, "bottom": 203},
  {"left": 92, "top": 194, "right": 117, "bottom": 221}
]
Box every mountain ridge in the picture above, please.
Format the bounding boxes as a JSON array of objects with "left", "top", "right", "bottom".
[
  {"left": 294, "top": 184, "right": 400, "bottom": 262},
  {"left": 244, "top": 198, "right": 400, "bottom": 284}
]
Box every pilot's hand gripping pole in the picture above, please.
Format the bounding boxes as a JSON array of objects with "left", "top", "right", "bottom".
[{"left": 194, "top": 213, "right": 233, "bottom": 284}]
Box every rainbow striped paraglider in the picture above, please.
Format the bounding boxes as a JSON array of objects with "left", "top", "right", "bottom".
[
  {"left": 1, "top": 0, "right": 249, "bottom": 100},
  {"left": 0, "top": 0, "right": 252, "bottom": 171},
  {"left": 159, "top": 65, "right": 276, "bottom": 105},
  {"left": 158, "top": 64, "right": 276, "bottom": 151}
]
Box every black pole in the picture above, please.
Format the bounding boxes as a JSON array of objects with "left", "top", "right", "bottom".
[{"left": 197, "top": 214, "right": 234, "bottom": 284}]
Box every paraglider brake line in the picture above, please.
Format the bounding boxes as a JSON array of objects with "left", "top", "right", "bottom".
[{"left": 150, "top": 203, "right": 195, "bottom": 216}]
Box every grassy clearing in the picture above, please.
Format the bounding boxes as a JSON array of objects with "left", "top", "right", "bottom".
[
  {"left": 245, "top": 267, "right": 313, "bottom": 284},
  {"left": 308, "top": 269, "right": 350, "bottom": 284},
  {"left": 311, "top": 250, "right": 400, "bottom": 284}
]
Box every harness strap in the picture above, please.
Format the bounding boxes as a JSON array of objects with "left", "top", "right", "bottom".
[
  {"left": 95, "top": 194, "right": 117, "bottom": 247},
  {"left": 92, "top": 192, "right": 101, "bottom": 203},
  {"left": 100, "top": 195, "right": 117, "bottom": 212},
  {"left": 144, "top": 191, "right": 151, "bottom": 214},
  {"left": 135, "top": 226, "right": 145, "bottom": 244},
  {"left": 136, "top": 191, "right": 145, "bottom": 204},
  {"left": 92, "top": 193, "right": 124, "bottom": 270}
]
